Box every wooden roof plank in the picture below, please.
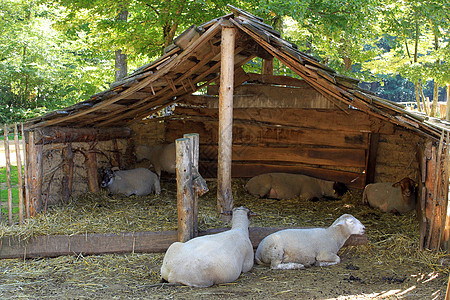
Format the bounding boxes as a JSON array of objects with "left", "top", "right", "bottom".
[{"left": 29, "top": 19, "right": 224, "bottom": 129}]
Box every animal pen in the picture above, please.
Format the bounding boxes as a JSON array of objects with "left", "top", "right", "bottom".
[{"left": 1, "top": 5, "right": 450, "bottom": 259}]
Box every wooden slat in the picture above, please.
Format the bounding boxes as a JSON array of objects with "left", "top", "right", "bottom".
[
  {"left": 166, "top": 119, "right": 370, "bottom": 149},
  {"left": 29, "top": 20, "right": 224, "bottom": 129},
  {"left": 199, "top": 145, "right": 366, "bottom": 168},
  {"left": 171, "top": 107, "right": 395, "bottom": 134},
  {"left": 0, "top": 228, "right": 367, "bottom": 259}
]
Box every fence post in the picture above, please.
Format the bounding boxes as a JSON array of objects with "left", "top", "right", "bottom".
[
  {"left": 176, "top": 137, "right": 194, "bottom": 242},
  {"left": 3, "top": 125, "right": 13, "bottom": 225},
  {"left": 14, "top": 123, "right": 24, "bottom": 224},
  {"left": 21, "top": 124, "right": 30, "bottom": 218}
]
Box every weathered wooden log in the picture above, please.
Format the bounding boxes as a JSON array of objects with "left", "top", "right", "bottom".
[
  {"left": 262, "top": 58, "right": 273, "bottom": 75},
  {"left": 217, "top": 24, "right": 235, "bottom": 216},
  {"left": 27, "top": 131, "right": 43, "bottom": 217},
  {"left": 176, "top": 138, "right": 194, "bottom": 242},
  {"left": 85, "top": 150, "right": 99, "bottom": 193},
  {"left": 61, "top": 144, "right": 74, "bottom": 203},
  {"left": 183, "top": 133, "right": 201, "bottom": 236},
  {"left": 13, "top": 123, "right": 24, "bottom": 224},
  {"left": 0, "top": 228, "right": 367, "bottom": 259},
  {"left": 34, "top": 126, "right": 131, "bottom": 145},
  {"left": 21, "top": 124, "right": 30, "bottom": 218},
  {"left": 3, "top": 125, "right": 12, "bottom": 224}
]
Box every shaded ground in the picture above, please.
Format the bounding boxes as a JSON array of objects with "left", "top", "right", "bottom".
[{"left": 0, "top": 179, "right": 449, "bottom": 299}]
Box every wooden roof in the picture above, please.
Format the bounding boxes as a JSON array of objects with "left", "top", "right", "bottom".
[{"left": 23, "top": 5, "right": 447, "bottom": 140}]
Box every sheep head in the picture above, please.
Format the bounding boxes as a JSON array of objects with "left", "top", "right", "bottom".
[
  {"left": 332, "top": 214, "right": 365, "bottom": 236},
  {"left": 392, "top": 177, "right": 416, "bottom": 198}
]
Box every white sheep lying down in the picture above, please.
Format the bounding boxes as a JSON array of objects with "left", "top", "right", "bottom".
[
  {"left": 160, "top": 207, "right": 254, "bottom": 287},
  {"left": 255, "top": 214, "right": 365, "bottom": 270},
  {"left": 135, "top": 143, "right": 176, "bottom": 177}
]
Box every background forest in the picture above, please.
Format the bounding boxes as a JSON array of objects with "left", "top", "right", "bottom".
[{"left": 0, "top": 0, "right": 449, "bottom": 124}]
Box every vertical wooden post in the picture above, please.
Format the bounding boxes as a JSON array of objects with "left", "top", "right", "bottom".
[
  {"left": 27, "top": 130, "right": 43, "bottom": 217},
  {"left": 176, "top": 138, "right": 194, "bottom": 242},
  {"left": 217, "top": 24, "right": 235, "bottom": 216},
  {"left": 3, "top": 125, "right": 13, "bottom": 225},
  {"left": 86, "top": 150, "right": 99, "bottom": 193},
  {"left": 21, "top": 124, "right": 30, "bottom": 218},
  {"left": 365, "top": 133, "right": 379, "bottom": 185},
  {"left": 184, "top": 133, "right": 199, "bottom": 237},
  {"left": 13, "top": 123, "right": 24, "bottom": 224},
  {"left": 262, "top": 58, "right": 274, "bottom": 75},
  {"left": 62, "top": 143, "right": 74, "bottom": 203}
]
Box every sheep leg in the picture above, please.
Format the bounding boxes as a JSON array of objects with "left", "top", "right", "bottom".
[
  {"left": 315, "top": 252, "right": 340, "bottom": 267},
  {"left": 271, "top": 262, "right": 306, "bottom": 270}
]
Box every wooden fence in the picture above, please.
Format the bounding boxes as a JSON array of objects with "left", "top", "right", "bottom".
[{"left": 1, "top": 123, "right": 29, "bottom": 225}]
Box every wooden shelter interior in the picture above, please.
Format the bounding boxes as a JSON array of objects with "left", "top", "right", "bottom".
[{"left": 19, "top": 5, "right": 450, "bottom": 253}]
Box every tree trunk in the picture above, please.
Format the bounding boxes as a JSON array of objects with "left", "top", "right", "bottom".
[
  {"left": 415, "top": 80, "right": 422, "bottom": 112},
  {"left": 431, "top": 81, "right": 439, "bottom": 117},
  {"left": 430, "top": 31, "right": 440, "bottom": 117},
  {"left": 114, "top": 9, "right": 128, "bottom": 82},
  {"left": 419, "top": 81, "right": 428, "bottom": 115}
]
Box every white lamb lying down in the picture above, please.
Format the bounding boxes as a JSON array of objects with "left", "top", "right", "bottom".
[
  {"left": 255, "top": 214, "right": 365, "bottom": 270},
  {"left": 160, "top": 207, "right": 254, "bottom": 287}
]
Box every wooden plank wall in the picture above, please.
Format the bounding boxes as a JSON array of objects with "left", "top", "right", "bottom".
[
  {"left": 130, "top": 78, "right": 424, "bottom": 191},
  {"left": 162, "top": 81, "right": 398, "bottom": 189}
]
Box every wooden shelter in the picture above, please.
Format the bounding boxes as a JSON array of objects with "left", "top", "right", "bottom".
[{"left": 19, "top": 5, "right": 450, "bottom": 251}]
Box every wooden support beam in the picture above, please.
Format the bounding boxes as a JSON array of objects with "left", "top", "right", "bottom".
[
  {"left": 183, "top": 133, "right": 200, "bottom": 237},
  {"left": 27, "top": 131, "right": 43, "bottom": 217},
  {"left": 34, "top": 127, "right": 131, "bottom": 145},
  {"left": 85, "top": 149, "right": 99, "bottom": 193},
  {"left": 262, "top": 58, "right": 273, "bottom": 75},
  {"left": 61, "top": 144, "right": 74, "bottom": 203},
  {"left": 0, "top": 228, "right": 367, "bottom": 259},
  {"left": 217, "top": 24, "right": 235, "bottom": 216},
  {"left": 176, "top": 138, "right": 194, "bottom": 242},
  {"left": 365, "top": 133, "right": 379, "bottom": 185}
]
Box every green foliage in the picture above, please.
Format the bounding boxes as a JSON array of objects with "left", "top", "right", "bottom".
[
  {"left": 0, "top": 0, "right": 113, "bottom": 123},
  {"left": 0, "top": 166, "right": 20, "bottom": 215}
]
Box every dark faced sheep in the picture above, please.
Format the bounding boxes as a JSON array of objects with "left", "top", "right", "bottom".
[
  {"left": 101, "top": 167, "right": 161, "bottom": 196},
  {"left": 362, "top": 177, "right": 417, "bottom": 214}
]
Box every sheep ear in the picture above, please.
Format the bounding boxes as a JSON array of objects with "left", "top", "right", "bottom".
[{"left": 392, "top": 182, "right": 400, "bottom": 188}]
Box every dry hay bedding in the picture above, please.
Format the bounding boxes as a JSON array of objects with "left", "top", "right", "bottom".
[{"left": 0, "top": 179, "right": 449, "bottom": 299}]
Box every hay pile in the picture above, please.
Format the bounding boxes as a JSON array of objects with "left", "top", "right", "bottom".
[{"left": 0, "top": 178, "right": 449, "bottom": 275}]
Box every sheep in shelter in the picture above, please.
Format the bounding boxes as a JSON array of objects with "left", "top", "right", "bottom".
[
  {"left": 160, "top": 207, "right": 255, "bottom": 287},
  {"left": 135, "top": 143, "right": 176, "bottom": 177},
  {"left": 255, "top": 214, "right": 365, "bottom": 269},
  {"left": 101, "top": 167, "right": 160, "bottom": 196},
  {"left": 362, "top": 177, "right": 417, "bottom": 214},
  {"left": 245, "top": 172, "right": 348, "bottom": 201}
]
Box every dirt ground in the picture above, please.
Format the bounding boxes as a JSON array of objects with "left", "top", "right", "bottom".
[
  {"left": 0, "top": 248, "right": 447, "bottom": 299},
  {"left": 0, "top": 179, "right": 449, "bottom": 299}
]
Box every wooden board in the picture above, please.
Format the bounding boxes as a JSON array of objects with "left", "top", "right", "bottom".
[
  {"left": 0, "top": 228, "right": 367, "bottom": 259},
  {"left": 199, "top": 145, "right": 366, "bottom": 168},
  {"left": 166, "top": 119, "right": 370, "bottom": 149},
  {"left": 172, "top": 107, "right": 395, "bottom": 134}
]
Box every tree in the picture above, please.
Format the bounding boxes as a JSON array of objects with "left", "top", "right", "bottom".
[{"left": 0, "top": 0, "right": 112, "bottom": 123}]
